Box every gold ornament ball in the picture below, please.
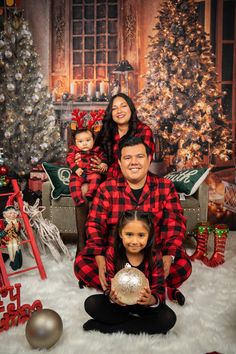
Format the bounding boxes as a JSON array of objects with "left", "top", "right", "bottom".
[
  {"left": 25, "top": 309, "right": 63, "bottom": 349},
  {"left": 112, "top": 267, "right": 149, "bottom": 305}
]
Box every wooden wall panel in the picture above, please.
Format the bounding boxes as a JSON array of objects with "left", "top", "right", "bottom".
[{"left": 50, "top": 0, "right": 70, "bottom": 96}]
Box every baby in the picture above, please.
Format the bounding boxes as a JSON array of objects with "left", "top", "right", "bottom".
[{"left": 67, "top": 127, "right": 107, "bottom": 206}]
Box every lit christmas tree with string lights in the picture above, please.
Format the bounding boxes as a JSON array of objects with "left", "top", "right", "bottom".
[
  {"left": 137, "top": 0, "right": 232, "bottom": 170},
  {"left": 0, "top": 10, "right": 65, "bottom": 178}
]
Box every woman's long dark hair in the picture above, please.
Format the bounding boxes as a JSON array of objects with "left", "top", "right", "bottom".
[
  {"left": 114, "top": 210, "right": 155, "bottom": 273},
  {"left": 95, "top": 93, "right": 140, "bottom": 164}
]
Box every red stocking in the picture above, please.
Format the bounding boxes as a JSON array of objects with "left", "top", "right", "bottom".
[
  {"left": 189, "top": 222, "right": 212, "bottom": 261},
  {"left": 203, "top": 224, "right": 229, "bottom": 267}
]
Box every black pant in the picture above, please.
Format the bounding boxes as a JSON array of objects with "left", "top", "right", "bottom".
[{"left": 83, "top": 294, "right": 176, "bottom": 335}]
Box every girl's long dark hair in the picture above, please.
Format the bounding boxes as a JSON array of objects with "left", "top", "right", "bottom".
[
  {"left": 114, "top": 210, "right": 155, "bottom": 273},
  {"left": 95, "top": 93, "right": 140, "bottom": 164}
]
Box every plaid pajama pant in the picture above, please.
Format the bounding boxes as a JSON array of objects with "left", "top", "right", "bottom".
[
  {"left": 69, "top": 173, "right": 103, "bottom": 206},
  {"left": 74, "top": 253, "right": 192, "bottom": 292}
]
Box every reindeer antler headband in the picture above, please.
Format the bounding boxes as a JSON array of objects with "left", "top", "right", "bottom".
[{"left": 71, "top": 108, "right": 105, "bottom": 131}]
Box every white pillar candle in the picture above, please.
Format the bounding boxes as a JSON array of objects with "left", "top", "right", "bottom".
[
  {"left": 100, "top": 81, "right": 105, "bottom": 95},
  {"left": 88, "top": 81, "right": 94, "bottom": 97},
  {"left": 70, "top": 82, "right": 76, "bottom": 94},
  {"left": 96, "top": 91, "right": 100, "bottom": 99}
]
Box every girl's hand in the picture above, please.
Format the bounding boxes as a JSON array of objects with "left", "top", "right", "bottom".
[
  {"left": 76, "top": 168, "right": 83, "bottom": 177},
  {"left": 137, "top": 286, "right": 156, "bottom": 306},
  {"left": 75, "top": 152, "right": 81, "bottom": 163},
  {"left": 109, "top": 285, "right": 126, "bottom": 306},
  {"left": 90, "top": 156, "right": 102, "bottom": 171},
  {"left": 162, "top": 255, "right": 172, "bottom": 279},
  {"left": 99, "top": 163, "right": 108, "bottom": 173}
]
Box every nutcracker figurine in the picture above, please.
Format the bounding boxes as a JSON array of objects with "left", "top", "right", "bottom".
[{"left": 0, "top": 193, "right": 23, "bottom": 270}]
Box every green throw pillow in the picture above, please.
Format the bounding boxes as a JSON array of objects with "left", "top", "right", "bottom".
[
  {"left": 164, "top": 167, "right": 210, "bottom": 196},
  {"left": 42, "top": 162, "right": 71, "bottom": 199}
]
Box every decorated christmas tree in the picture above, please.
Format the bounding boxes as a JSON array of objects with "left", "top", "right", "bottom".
[
  {"left": 137, "top": 0, "right": 232, "bottom": 169},
  {"left": 0, "top": 11, "right": 65, "bottom": 177}
]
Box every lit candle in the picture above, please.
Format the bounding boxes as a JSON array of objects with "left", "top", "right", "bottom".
[
  {"left": 70, "top": 82, "right": 76, "bottom": 95},
  {"left": 88, "top": 81, "right": 94, "bottom": 97},
  {"left": 100, "top": 81, "right": 105, "bottom": 95}
]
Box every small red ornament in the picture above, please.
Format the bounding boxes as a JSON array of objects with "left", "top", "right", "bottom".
[
  {"left": 0, "top": 165, "right": 9, "bottom": 176},
  {"left": 4, "top": 177, "right": 11, "bottom": 186}
]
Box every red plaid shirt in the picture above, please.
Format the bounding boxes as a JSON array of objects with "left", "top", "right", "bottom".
[
  {"left": 66, "top": 145, "right": 106, "bottom": 174},
  {"left": 84, "top": 173, "right": 186, "bottom": 259},
  {"left": 105, "top": 246, "right": 166, "bottom": 303},
  {"left": 107, "top": 121, "right": 155, "bottom": 179}
]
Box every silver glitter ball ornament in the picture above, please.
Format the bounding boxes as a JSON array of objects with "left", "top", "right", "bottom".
[
  {"left": 32, "top": 94, "right": 39, "bottom": 102},
  {"left": 112, "top": 266, "right": 149, "bottom": 305},
  {"left": 25, "top": 309, "right": 63, "bottom": 349},
  {"left": 15, "top": 72, "right": 22, "bottom": 80},
  {"left": 5, "top": 50, "right": 13, "bottom": 58},
  {"left": 25, "top": 106, "right": 33, "bottom": 115},
  {"left": 7, "top": 83, "right": 15, "bottom": 91}
]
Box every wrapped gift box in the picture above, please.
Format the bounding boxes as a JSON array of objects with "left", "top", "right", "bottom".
[
  {"left": 30, "top": 171, "right": 48, "bottom": 180},
  {"left": 28, "top": 178, "right": 47, "bottom": 192}
]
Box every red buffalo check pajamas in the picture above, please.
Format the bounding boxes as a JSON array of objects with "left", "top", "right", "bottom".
[
  {"left": 74, "top": 173, "right": 192, "bottom": 292},
  {"left": 106, "top": 121, "right": 155, "bottom": 179},
  {"left": 66, "top": 145, "right": 106, "bottom": 206}
]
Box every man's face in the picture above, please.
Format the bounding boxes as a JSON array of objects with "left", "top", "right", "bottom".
[{"left": 118, "top": 144, "right": 151, "bottom": 187}]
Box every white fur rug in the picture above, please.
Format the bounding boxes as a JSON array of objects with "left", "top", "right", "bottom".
[{"left": 1, "top": 232, "right": 236, "bottom": 354}]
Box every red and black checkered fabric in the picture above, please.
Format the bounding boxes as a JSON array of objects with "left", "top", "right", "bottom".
[
  {"left": 69, "top": 173, "right": 103, "bottom": 206},
  {"left": 66, "top": 146, "right": 106, "bottom": 174},
  {"left": 106, "top": 121, "right": 155, "bottom": 179},
  {"left": 67, "top": 146, "right": 106, "bottom": 205},
  {"left": 74, "top": 173, "right": 191, "bottom": 290}
]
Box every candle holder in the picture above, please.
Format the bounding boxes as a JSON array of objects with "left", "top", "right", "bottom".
[{"left": 113, "top": 60, "right": 134, "bottom": 95}]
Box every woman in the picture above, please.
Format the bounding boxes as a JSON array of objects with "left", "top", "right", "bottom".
[{"left": 94, "top": 93, "right": 155, "bottom": 179}]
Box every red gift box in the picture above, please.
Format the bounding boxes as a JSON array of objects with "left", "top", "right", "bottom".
[
  {"left": 30, "top": 171, "right": 47, "bottom": 180},
  {"left": 28, "top": 178, "right": 46, "bottom": 192}
]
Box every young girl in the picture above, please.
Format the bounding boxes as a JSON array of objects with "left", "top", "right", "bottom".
[{"left": 83, "top": 210, "right": 176, "bottom": 335}]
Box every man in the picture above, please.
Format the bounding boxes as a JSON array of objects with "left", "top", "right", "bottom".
[{"left": 74, "top": 136, "right": 192, "bottom": 305}]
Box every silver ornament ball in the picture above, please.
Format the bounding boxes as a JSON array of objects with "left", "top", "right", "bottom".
[
  {"left": 15, "top": 72, "right": 22, "bottom": 80},
  {"left": 25, "top": 106, "right": 33, "bottom": 115},
  {"left": 25, "top": 309, "right": 63, "bottom": 349},
  {"left": 112, "top": 267, "right": 149, "bottom": 305},
  {"left": 5, "top": 50, "right": 13, "bottom": 58},
  {"left": 32, "top": 94, "right": 39, "bottom": 102},
  {"left": 4, "top": 131, "right": 12, "bottom": 138},
  {"left": 0, "top": 94, "right": 5, "bottom": 103},
  {"left": 7, "top": 83, "right": 15, "bottom": 91}
]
